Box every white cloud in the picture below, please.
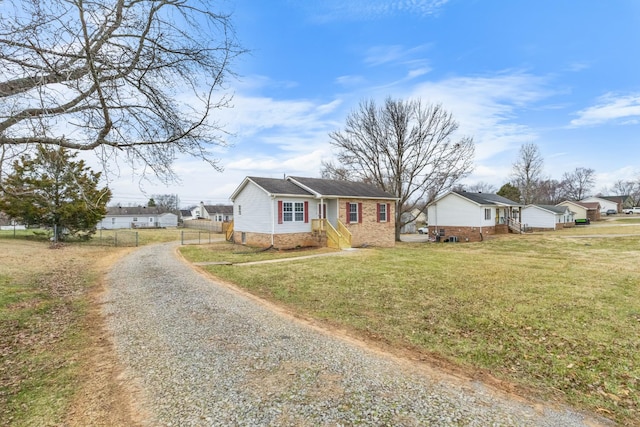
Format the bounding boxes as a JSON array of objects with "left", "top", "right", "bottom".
[
  {"left": 570, "top": 93, "right": 640, "bottom": 127},
  {"left": 303, "top": 0, "right": 450, "bottom": 22}
]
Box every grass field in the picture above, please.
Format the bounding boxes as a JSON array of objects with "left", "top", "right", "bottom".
[
  {"left": 181, "top": 228, "right": 640, "bottom": 425},
  {"left": 2, "top": 225, "right": 638, "bottom": 425}
]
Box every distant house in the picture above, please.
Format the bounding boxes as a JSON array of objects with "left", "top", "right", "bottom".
[
  {"left": 98, "top": 206, "right": 178, "bottom": 229},
  {"left": 400, "top": 208, "right": 427, "bottom": 234},
  {"left": 426, "top": 191, "right": 523, "bottom": 242},
  {"left": 0, "top": 212, "right": 26, "bottom": 231},
  {"left": 190, "top": 202, "right": 233, "bottom": 222},
  {"left": 557, "top": 200, "right": 601, "bottom": 222},
  {"left": 595, "top": 195, "right": 634, "bottom": 212},
  {"left": 521, "top": 205, "right": 574, "bottom": 231},
  {"left": 229, "top": 176, "right": 397, "bottom": 249},
  {"left": 580, "top": 196, "right": 618, "bottom": 214},
  {"left": 180, "top": 209, "right": 194, "bottom": 221}
]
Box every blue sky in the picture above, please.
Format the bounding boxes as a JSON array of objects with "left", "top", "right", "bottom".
[{"left": 109, "top": 0, "right": 640, "bottom": 207}]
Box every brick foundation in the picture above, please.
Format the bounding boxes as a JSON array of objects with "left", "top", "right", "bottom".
[
  {"left": 234, "top": 231, "right": 324, "bottom": 249},
  {"left": 429, "top": 225, "right": 508, "bottom": 243}
]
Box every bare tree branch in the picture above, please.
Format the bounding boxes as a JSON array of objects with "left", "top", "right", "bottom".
[{"left": 0, "top": 0, "right": 245, "bottom": 183}]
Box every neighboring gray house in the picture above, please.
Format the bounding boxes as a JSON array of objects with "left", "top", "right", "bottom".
[
  {"left": 521, "top": 205, "right": 574, "bottom": 231},
  {"left": 98, "top": 206, "right": 178, "bottom": 229}
]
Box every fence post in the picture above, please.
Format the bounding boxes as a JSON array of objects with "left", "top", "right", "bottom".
[
  {"left": 136, "top": 232, "right": 139, "bottom": 247},
  {"left": 115, "top": 231, "right": 118, "bottom": 247}
]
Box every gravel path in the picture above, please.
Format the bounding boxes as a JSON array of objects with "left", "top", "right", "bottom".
[{"left": 103, "top": 242, "right": 612, "bottom": 426}]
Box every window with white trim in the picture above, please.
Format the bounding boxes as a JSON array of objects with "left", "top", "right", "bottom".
[
  {"left": 379, "top": 203, "right": 387, "bottom": 222},
  {"left": 349, "top": 203, "right": 358, "bottom": 223},
  {"left": 484, "top": 208, "right": 491, "bottom": 220},
  {"left": 283, "top": 201, "right": 305, "bottom": 222},
  {"left": 294, "top": 202, "right": 304, "bottom": 221}
]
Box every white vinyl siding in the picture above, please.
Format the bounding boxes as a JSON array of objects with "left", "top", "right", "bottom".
[
  {"left": 232, "top": 181, "right": 272, "bottom": 233},
  {"left": 427, "top": 193, "right": 496, "bottom": 228}
]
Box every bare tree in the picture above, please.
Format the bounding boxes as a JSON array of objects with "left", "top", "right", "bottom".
[
  {"left": 511, "top": 143, "right": 544, "bottom": 204},
  {"left": 0, "top": 0, "right": 244, "bottom": 183},
  {"left": 151, "top": 193, "right": 180, "bottom": 212},
  {"left": 537, "top": 178, "right": 566, "bottom": 205},
  {"left": 320, "top": 160, "right": 354, "bottom": 181},
  {"left": 609, "top": 179, "right": 640, "bottom": 206},
  {"left": 328, "top": 97, "right": 474, "bottom": 241},
  {"left": 561, "top": 167, "right": 595, "bottom": 200},
  {"left": 465, "top": 181, "right": 497, "bottom": 193}
]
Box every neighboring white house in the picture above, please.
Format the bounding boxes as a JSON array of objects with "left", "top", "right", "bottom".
[
  {"left": 521, "top": 205, "right": 574, "bottom": 230},
  {"left": 98, "top": 206, "right": 178, "bottom": 229},
  {"left": 230, "top": 176, "right": 397, "bottom": 249},
  {"left": 426, "top": 191, "right": 522, "bottom": 242},
  {"left": 579, "top": 196, "right": 618, "bottom": 213}
]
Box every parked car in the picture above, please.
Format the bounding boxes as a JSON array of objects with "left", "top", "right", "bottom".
[
  {"left": 624, "top": 207, "right": 640, "bottom": 214},
  {"left": 605, "top": 209, "right": 617, "bottom": 215},
  {"left": 417, "top": 226, "right": 429, "bottom": 234}
]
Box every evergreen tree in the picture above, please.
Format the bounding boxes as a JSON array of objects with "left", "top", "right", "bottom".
[{"left": 0, "top": 146, "right": 111, "bottom": 240}]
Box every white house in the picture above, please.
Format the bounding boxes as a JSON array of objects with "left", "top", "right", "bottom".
[
  {"left": 521, "top": 205, "right": 574, "bottom": 231},
  {"left": 98, "top": 206, "right": 178, "bottom": 229},
  {"left": 230, "top": 176, "right": 397, "bottom": 249},
  {"left": 426, "top": 191, "right": 523, "bottom": 242},
  {"left": 579, "top": 196, "right": 618, "bottom": 213},
  {"left": 190, "top": 202, "right": 234, "bottom": 221}
]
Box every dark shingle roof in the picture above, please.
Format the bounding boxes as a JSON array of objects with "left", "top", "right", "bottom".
[
  {"left": 535, "top": 205, "right": 568, "bottom": 214},
  {"left": 248, "top": 177, "right": 313, "bottom": 196},
  {"left": 203, "top": 204, "right": 233, "bottom": 214},
  {"left": 453, "top": 191, "right": 520, "bottom": 206},
  {"left": 243, "top": 176, "right": 396, "bottom": 200},
  {"left": 289, "top": 176, "right": 395, "bottom": 199}
]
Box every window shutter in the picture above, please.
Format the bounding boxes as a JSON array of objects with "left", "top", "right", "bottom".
[
  {"left": 358, "top": 202, "right": 363, "bottom": 223},
  {"left": 304, "top": 201, "right": 309, "bottom": 223},
  {"left": 387, "top": 203, "right": 391, "bottom": 222},
  {"left": 345, "top": 202, "right": 350, "bottom": 224},
  {"left": 278, "top": 200, "right": 283, "bottom": 224},
  {"left": 376, "top": 203, "right": 380, "bottom": 223}
]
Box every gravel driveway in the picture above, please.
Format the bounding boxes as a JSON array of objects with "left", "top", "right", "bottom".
[{"left": 103, "top": 242, "right": 611, "bottom": 426}]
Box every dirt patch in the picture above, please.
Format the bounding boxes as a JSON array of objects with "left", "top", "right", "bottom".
[{"left": 64, "top": 247, "right": 150, "bottom": 427}]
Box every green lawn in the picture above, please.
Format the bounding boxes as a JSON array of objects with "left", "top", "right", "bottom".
[{"left": 181, "top": 233, "right": 640, "bottom": 425}]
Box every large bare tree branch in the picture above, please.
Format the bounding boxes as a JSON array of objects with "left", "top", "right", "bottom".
[{"left": 0, "top": 0, "right": 245, "bottom": 182}]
